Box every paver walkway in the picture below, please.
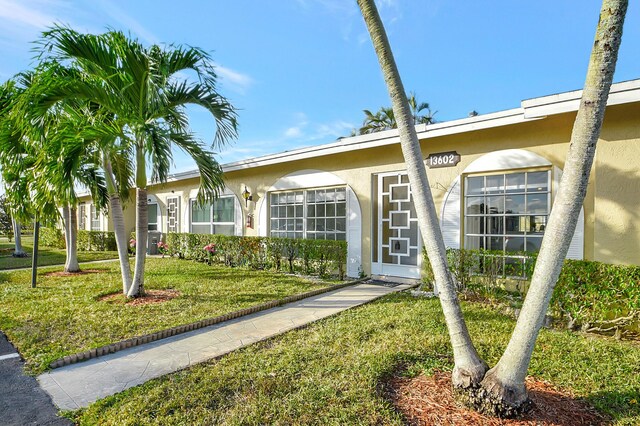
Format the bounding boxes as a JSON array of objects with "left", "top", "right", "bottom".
[{"left": 38, "top": 282, "right": 414, "bottom": 410}]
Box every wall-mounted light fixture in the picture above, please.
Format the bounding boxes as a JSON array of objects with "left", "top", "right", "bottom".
[{"left": 242, "top": 186, "right": 253, "bottom": 207}]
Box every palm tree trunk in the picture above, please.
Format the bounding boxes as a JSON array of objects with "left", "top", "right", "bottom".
[
  {"left": 62, "top": 204, "right": 70, "bottom": 255},
  {"left": 129, "top": 144, "right": 147, "bottom": 298},
  {"left": 357, "top": 0, "right": 488, "bottom": 389},
  {"left": 103, "top": 154, "right": 132, "bottom": 295},
  {"left": 12, "top": 219, "right": 26, "bottom": 257},
  {"left": 64, "top": 205, "right": 80, "bottom": 273},
  {"left": 476, "top": 0, "right": 627, "bottom": 418},
  {"left": 129, "top": 187, "right": 147, "bottom": 297}
]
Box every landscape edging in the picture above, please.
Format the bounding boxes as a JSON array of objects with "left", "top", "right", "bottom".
[{"left": 48, "top": 277, "right": 369, "bottom": 369}]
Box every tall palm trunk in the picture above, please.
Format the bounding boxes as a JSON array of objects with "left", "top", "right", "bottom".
[
  {"left": 103, "top": 154, "right": 132, "bottom": 295},
  {"left": 129, "top": 145, "right": 147, "bottom": 298},
  {"left": 357, "top": 0, "right": 488, "bottom": 388},
  {"left": 129, "top": 187, "right": 147, "bottom": 297},
  {"left": 62, "top": 203, "right": 70, "bottom": 254},
  {"left": 64, "top": 205, "right": 80, "bottom": 272},
  {"left": 477, "top": 0, "right": 627, "bottom": 417},
  {"left": 12, "top": 219, "right": 26, "bottom": 257}
]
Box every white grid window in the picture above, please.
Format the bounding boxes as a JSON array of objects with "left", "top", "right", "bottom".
[
  {"left": 464, "top": 170, "right": 550, "bottom": 254},
  {"left": 269, "top": 187, "right": 346, "bottom": 240},
  {"left": 90, "top": 205, "right": 101, "bottom": 231},
  {"left": 167, "top": 196, "right": 180, "bottom": 233},
  {"left": 78, "top": 205, "right": 86, "bottom": 230},
  {"left": 190, "top": 197, "right": 235, "bottom": 235}
]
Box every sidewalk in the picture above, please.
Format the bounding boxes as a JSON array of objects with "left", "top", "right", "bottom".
[{"left": 38, "top": 282, "right": 413, "bottom": 411}]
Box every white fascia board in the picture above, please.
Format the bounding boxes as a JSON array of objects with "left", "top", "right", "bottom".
[
  {"left": 135, "top": 78, "right": 640, "bottom": 186},
  {"left": 221, "top": 108, "right": 538, "bottom": 173},
  {"left": 522, "top": 79, "right": 640, "bottom": 119}
]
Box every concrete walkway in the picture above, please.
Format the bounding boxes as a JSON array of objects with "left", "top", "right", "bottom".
[{"left": 38, "top": 282, "right": 413, "bottom": 410}]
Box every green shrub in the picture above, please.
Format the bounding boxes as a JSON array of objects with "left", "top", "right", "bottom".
[
  {"left": 425, "top": 248, "right": 639, "bottom": 334},
  {"left": 553, "top": 260, "right": 640, "bottom": 329},
  {"left": 40, "top": 227, "right": 66, "bottom": 249},
  {"left": 166, "top": 233, "right": 347, "bottom": 279},
  {"left": 77, "top": 230, "right": 117, "bottom": 251}
]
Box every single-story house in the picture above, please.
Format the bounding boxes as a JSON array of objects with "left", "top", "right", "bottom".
[{"left": 78, "top": 79, "right": 640, "bottom": 281}]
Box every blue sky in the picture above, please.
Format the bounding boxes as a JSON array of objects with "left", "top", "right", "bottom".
[{"left": 1, "top": 0, "right": 639, "bottom": 175}]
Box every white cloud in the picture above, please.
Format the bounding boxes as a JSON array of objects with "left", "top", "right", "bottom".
[
  {"left": 284, "top": 127, "right": 304, "bottom": 138},
  {"left": 214, "top": 65, "right": 254, "bottom": 94},
  {"left": 0, "top": 0, "right": 58, "bottom": 29}
]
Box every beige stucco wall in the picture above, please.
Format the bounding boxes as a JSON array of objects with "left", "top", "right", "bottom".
[
  {"left": 78, "top": 101, "right": 640, "bottom": 271},
  {"left": 593, "top": 103, "right": 640, "bottom": 265}
]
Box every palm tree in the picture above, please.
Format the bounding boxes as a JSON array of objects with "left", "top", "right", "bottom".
[
  {"left": 359, "top": 106, "right": 395, "bottom": 134},
  {"left": 38, "top": 27, "right": 238, "bottom": 297},
  {"left": 407, "top": 92, "right": 436, "bottom": 125},
  {"left": 0, "top": 80, "right": 32, "bottom": 258},
  {"left": 358, "top": 0, "right": 627, "bottom": 417},
  {"left": 3, "top": 67, "right": 109, "bottom": 272},
  {"left": 477, "top": 0, "right": 627, "bottom": 416},
  {"left": 357, "top": 0, "right": 488, "bottom": 393},
  {"left": 358, "top": 93, "right": 435, "bottom": 134}
]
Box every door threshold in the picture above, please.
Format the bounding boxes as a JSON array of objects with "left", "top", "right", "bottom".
[{"left": 370, "top": 274, "right": 422, "bottom": 286}]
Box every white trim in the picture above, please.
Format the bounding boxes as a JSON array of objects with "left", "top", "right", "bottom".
[
  {"left": 522, "top": 79, "right": 640, "bottom": 118},
  {"left": 440, "top": 176, "right": 461, "bottom": 249},
  {"left": 463, "top": 149, "right": 552, "bottom": 174}
]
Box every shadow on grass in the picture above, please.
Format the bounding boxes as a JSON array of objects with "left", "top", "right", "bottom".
[{"left": 585, "top": 389, "right": 640, "bottom": 424}]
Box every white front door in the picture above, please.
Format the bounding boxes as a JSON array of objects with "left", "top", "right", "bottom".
[{"left": 371, "top": 172, "right": 422, "bottom": 279}]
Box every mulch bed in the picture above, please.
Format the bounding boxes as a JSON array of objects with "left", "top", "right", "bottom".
[
  {"left": 384, "top": 371, "right": 608, "bottom": 426},
  {"left": 43, "top": 269, "right": 104, "bottom": 277},
  {"left": 98, "top": 289, "right": 181, "bottom": 306}
]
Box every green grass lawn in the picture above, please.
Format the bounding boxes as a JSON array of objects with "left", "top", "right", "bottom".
[
  {"left": 71, "top": 293, "right": 640, "bottom": 426},
  {"left": 0, "top": 236, "right": 118, "bottom": 270},
  {"left": 0, "top": 257, "right": 332, "bottom": 374}
]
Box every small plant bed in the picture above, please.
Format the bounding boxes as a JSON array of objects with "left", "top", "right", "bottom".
[
  {"left": 384, "top": 371, "right": 607, "bottom": 425},
  {"left": 71, "top": 293, "right": 640, "bottom": 425},
  {"left": 0, "top": 257, "right": 334, "bottom": 374}
]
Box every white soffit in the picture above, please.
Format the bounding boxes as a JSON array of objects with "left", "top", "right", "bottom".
[{"left": 522, "top": 79, "right": 640, "bottom": 119}]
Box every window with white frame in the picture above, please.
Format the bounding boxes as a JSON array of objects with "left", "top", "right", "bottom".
[
  {"left": 269, "top": 186, "right": 346, "bottom": 240},
  {"left": 464, "top": 170, "right": 550, "bottom": 254},
  {"left": 78, "top": 205, "right": 86, "bottom": 230},
  {"left": 148, "top": 203, "right": 158, "bottom": 231},
  {"left": 90, "top": 205, "right": 101, "bottom": 231},
  {"left": 190, "top": 197, "right": 235, "bottom": 235}
]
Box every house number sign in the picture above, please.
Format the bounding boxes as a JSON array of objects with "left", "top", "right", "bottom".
[{"left": 425, "top": 151, "right": 461, "bottom": 168}]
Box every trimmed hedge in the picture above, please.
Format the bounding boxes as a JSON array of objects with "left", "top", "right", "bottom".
[
  {"left": 77, "top": 230, "right": 117, "bottom": 251},
  {"left": 40, "top": 227, "right": 66, "bottom": 249},
  {"left": 424, "top": 248, "right": 639, "bottom": 334},
  {"left": 39, "top": 227, "right": 117, "bottom": 252},
  {"left": 553, "top": 260, "right": 639, "bottom": 329},
  {"left": 166, "top": 233, "right": 347, "bottom": 279}
]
